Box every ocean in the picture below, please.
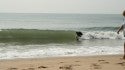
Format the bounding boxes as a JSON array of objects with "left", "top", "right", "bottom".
[{"left": 0, "top": 13, "right": 124, "bottom": 59}]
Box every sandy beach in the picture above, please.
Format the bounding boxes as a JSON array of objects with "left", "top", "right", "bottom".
[{"left": 0, "top": 55, "right": 125, "bottom": 70}]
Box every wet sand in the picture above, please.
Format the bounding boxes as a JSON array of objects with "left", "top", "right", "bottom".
[{"left": 0, "top": 55, "right": 125, "bottom": 70}]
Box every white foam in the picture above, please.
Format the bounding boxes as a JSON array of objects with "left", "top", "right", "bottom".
[
  {"left": 0, "top": 44, "right": 123, "bottom": 59},
  {"left": 81, "top": 31, "right": 124, "bottom": 39}
]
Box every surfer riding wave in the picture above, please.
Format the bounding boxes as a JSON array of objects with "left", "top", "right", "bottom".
[{"left": 76, "top": 31, "right": 83, "bottom": 41}]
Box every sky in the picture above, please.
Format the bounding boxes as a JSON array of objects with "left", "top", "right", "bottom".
[{"left": 0, "top": 0, "right": 125, "bottom": 14}]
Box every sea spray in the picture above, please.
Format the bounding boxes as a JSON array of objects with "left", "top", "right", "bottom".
[{"left": 81, "top": 31, "right": 124, "bottom": 39}]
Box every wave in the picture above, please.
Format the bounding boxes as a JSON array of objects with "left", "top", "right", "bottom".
[
  {"left": 0, "top": 29, "right": 76, "bottom": 44},
  {"left": 0, "top": 29, "right": 123, "bottom": 44},
  {"left": 80, "top": 31, "right": 124, "bottom": 39}
]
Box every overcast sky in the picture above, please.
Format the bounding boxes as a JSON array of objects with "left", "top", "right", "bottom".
[{"left": 0, "top": 0, "right": 124, "bottom": 14}]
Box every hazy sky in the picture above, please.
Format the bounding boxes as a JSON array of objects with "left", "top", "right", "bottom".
[{"left": 0, "top": 0, "right": 125, "bottom": 14}]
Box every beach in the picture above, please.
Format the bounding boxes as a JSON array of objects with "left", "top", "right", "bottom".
[{"left": 0, "top": 55, "right": 125, "bottom": 70}]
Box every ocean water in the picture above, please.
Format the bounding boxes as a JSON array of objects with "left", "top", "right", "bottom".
[{"left": 0, "top": 13, "right": 124, "bottom": 59}]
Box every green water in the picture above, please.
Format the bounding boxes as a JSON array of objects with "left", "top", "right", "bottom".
[{"left": 0, "top": 29, "right": 76, "bottom": 44}]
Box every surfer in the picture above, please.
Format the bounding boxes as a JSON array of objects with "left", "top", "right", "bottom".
[
  {"left": 76, "top": 31, "right": 83, "bottom": 41},
  {"left": 117, "top": 10, "right": 125, "bottom": 59}
]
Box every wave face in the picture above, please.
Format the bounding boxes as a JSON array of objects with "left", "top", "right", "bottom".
[
  {"left": 0, "top": 29, "right": 76, "bottom": 44},
  {"left": 80, "top": 31, "right": 124, "bottom": 40}
]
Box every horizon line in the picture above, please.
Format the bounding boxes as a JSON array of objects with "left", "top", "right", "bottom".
[{"left": 0, "top": 12, "right": 121, "bottom": 15}]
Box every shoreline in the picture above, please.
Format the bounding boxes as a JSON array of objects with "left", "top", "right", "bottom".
[
  {"left": 0, "top": 54, "right": 125, "bottom": 70},
  {"left": 0, "top": 54, "right": 123, "bottom": 61}
]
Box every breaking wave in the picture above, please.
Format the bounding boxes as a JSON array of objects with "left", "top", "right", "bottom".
[{"left": 81, "top": 31, "right": 124, "bottom": 39}]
